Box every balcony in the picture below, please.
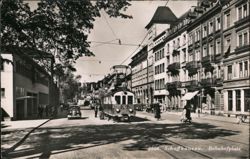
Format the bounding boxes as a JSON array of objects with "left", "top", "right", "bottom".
[
  {"left": 215, "top": 54, "right": 223, "bottom": 62},
  {"left": 185, "top": 80, "right": 199, "bottom": 87},
  {"left": 188, "top": 44, "right": 193, "bottom": 51},
  {"left": 214, "top": 78, "right": 223, "bottom": 86},
  {"left": 186, "top": 61, "right": 199, "bottom": 70},
  {"left": 235, "top": 45, "right": 250, "bottom": 54},
  {"left": 195, "top": 6, "right": 204, "bottom": 13},
  {"left": 195, "top": 41, "right": 200, "bottom": 48},
  {"left": 234, "top": 16, "right": 250, "bottom": 27},
  {"left": 201, "top": 55, "right": 214, "bottom": 66},
  {"left": 201, "top": 0, "right": 210, "bottom": 8},
  {"left": 188, "top": 12, "right": 197, "bottom": 19},
  {"left": 167, "top": 62, "right": 180, "bottom": 73},
  {"left": 166, "top": 81, "right": 181, "bottom": 90},
  {"left": 172, "top": 49, "right": 180, "bottom": 56},
  {"left": 200, "top": 78, "right": 214, "bottom": 87}
]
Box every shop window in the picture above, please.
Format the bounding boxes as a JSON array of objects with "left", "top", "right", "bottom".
[
  {"left": 236, "top": 90, "right": 241, "bottom": 111},
  {"left": 228, "top": 91, "right": 233, "bottom": 111},
  {"left": 244, "top": 89, "right": 250, "bottom": 112}
]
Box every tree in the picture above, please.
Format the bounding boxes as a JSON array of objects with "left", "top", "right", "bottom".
[{"left": 1, "top": 0, "right": 132, "bottom": 69}]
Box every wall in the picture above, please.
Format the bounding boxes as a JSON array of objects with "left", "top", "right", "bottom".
[{"left": 1, "top": 54, "right": 14, "bottom": 118}]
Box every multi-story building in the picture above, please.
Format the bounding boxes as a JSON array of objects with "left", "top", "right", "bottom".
[
  {"left": 153, "top": 32, "right": 168, "bottom": 104},
  {"left": 129, "top": 46, "right": 150, "bottom": 104},
  {"left": 145, "top": 6, "right": 178, "bottom": 104},
  {"left": 164, "top": 11, "right": 190, "bottom": 110},
  {"left": 1, "top": 49, "right": 51, "bottom": 120},
  {"left": 184, "top": 1, "right": 225, "bottom": 112},
  {"left": 222, "top": 0, "right": 250, "bottom": 115}
]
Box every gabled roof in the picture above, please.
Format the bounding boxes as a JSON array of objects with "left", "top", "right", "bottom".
[{"left": 145, "top": 6, "right": 178, "bottom": 29}]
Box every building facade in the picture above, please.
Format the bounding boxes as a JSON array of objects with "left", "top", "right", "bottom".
[
  {"left": 222, "top": 0, "right": 250, "bottom": 114},
  {"left": 1, "top": 50, "right": 50, "bottom": 120},
  {"left": 129, "top": 46, "right": 150, "bottom": 104}
]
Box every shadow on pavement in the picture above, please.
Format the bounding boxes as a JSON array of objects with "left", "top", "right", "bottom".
[
  {"left": 67, "top": 117, "right": 89, "bottom": 120},
  {"left": 3, "top": 121, "right": 241, "bottom": 159}
]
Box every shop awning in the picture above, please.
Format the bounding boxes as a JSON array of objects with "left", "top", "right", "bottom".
[{"left": 181, "top": 91, "right": 199, "bottom": 100}]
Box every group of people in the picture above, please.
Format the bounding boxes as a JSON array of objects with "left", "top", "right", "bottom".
[
  {"left": 38, "top": 105, "right": 57, "bottom": 118},
  {"left": 153, "top": 100, "right": 192, "bottom": 123}
]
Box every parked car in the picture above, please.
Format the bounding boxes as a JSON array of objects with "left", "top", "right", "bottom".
[{"left": 67, "top": 106, "right": 82, "bottom": 119}]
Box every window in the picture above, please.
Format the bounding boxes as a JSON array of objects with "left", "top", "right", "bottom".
[
  {"left": 1, "top": 61, "right": 3, "bottom": 71},
  {"left": 243, "top": 4, "right": 248, "bottom": 18},
  {"left": 195, "top": 29, "right": 200, "bottom": 41},
  {"left": 203, "top": 25, "right": 207, "bottom": 38},
  {"left": 238, "top": 6, "right": 242, "bottom": 20},
  {"left": 209, "top": 44, "right": 213, "bottom": 55},
  {"left": 209, "top": 21, "right": 213, "bottom": 34},
  {"left": 239, "top": 63, "right": 243, "bottom": 78},
  {"left": 177, "top": 38, "right": 180, "bottom": 48},
  {"left": 238, "top": 31, "right": 249, "bottom": 47},
  {"left": 244, "top": 89, "right": 250, "bottom": 112},
  {"left": 244, "top": 61, "right": 249, "bottom": 77},
  {"left": 195, "top": 50, "right": 200, "bottom": 61},
  {"left": 216, "top": 40, "right": 221, "bottom": 54},
  {"left": 167, "top": 44, "right": 170, "bottom": 53},
  {"left": 122, "top": 96, "right": 126, "bottom": 104},
  {"left": 218, "top": 66, "right": 221, "bottom": 78},
  {"left": 228, "top": 65, "right": 232, "bottom": 80},
  {"left": 183, "top": 34, "right": 186, "bottom": 45},
  {"left": 1, "top": 88, "right": 5, "bottom": 98},
  {"left": 216, "top": 17, "right": 221, "bottom": 30},
  {"left": 128, "top": 96, "right": 133, "bottom": 104},
  {"left": 238, "top": 3, "right": 249, "bottom": 20},
  {"left": 228, "top": 91, "right": 233, "bottom": 111},
  {"left": 115, "top": 96, "right": 121, "bottom": 104},
  {"left": 203, "top": 45, "right": 207, "bottom": 57},
  {"left": 243, "top": 32, "right": 248, "bottom": 45},
  {"left": 225, "top": 12, "right": 230, "bottom": 29},
  {"left": 238, "top": 34, "right": 243, "bottom": 47},
  {"left": 225, "top": 37, "right": 231, "bottom": 52},
  {"left": 236, "top": 90, "right": 241, "bottom": 111}
]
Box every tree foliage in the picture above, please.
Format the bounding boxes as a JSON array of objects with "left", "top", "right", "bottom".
[{"left": 1, "top": 0, "right": 132, "bottom": 68}]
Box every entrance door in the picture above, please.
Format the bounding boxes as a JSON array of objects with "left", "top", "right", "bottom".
[{"left": 16, "top": 100, "right": 25, "bottom": 120}]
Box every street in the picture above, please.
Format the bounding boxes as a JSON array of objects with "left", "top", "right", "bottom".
[{"left": 2, "top": 108, "right": 249, "bottom": 159}]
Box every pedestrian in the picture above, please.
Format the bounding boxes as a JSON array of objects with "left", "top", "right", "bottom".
[
  {"left": 99, "top": 105, "right": 104, "bottom": 119},
  {"left": 94, "top": 104, "right": 98, "bottom": 118},
  {"left": 154, "top": 102, "right": 161, "bottom": 120},
  {"left": 183, "top": 101, "right": 192, "bottom": 122},
  {"left": 38, "top": 105, "right": 42, "bottom": 118}
]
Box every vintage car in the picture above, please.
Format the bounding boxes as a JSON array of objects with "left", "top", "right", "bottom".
[{"left": 67, "top": 106, "right": 82, "bottom": 119}]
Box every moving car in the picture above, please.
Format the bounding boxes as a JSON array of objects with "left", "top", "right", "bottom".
[{"left": 67, "top": 106, "right": 82, "bottom": 119}]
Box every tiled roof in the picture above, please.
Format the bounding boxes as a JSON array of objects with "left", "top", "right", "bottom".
[{"left": 145, "top": 6, "right": 178, "bottom": 29}]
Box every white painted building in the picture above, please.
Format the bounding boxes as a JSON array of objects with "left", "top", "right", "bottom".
[{"left": 1, "top": 50, "right": 50, "bottom": 120}]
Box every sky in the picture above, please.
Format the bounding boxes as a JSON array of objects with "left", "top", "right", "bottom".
[{"left": 75, "top": 0, "right": 198, "bottom": 83}]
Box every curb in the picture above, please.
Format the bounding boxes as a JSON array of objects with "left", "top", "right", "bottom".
[{"left": 2, "top": 118, "right": 52, "bottom": 157}]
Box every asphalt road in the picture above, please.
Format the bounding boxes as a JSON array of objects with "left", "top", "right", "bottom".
[{"left": 3, "top": 108, "right": 249, "bottom": 159}]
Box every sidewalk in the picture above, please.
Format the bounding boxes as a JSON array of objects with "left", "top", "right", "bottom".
[
  {"left": 137, "top": 110, "right": 249, "bottom": 125},
  {"left": 165, "top": 111, "right": 249, "bottom": 124},
  {"left": 1, "top": 109, "right": 67, "bottom": 156}
]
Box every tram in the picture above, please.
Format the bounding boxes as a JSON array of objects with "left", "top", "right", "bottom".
[{"left": 100, "top": 65, "right": 136, "bottom": 121}]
